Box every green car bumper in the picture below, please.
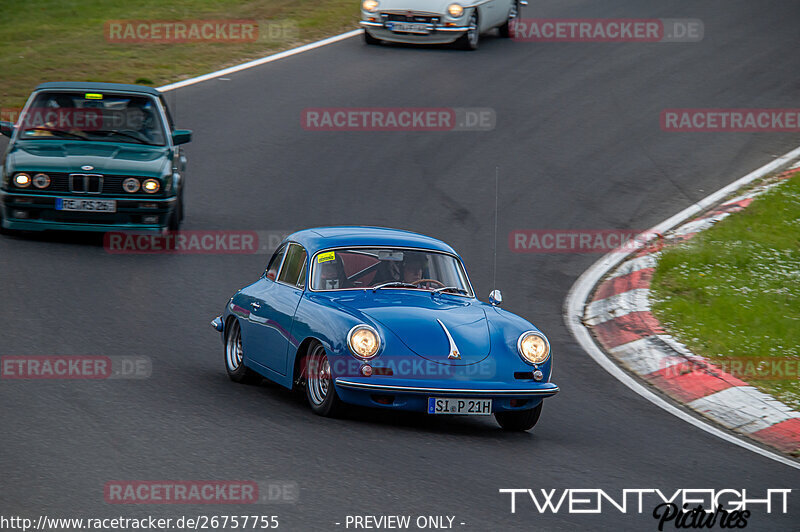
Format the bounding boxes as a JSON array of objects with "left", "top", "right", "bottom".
[{"left": 0, "top": 190, "right": 177, "bottom": 232}]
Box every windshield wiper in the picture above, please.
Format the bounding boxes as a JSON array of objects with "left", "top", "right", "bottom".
[
  {"left": 372, "top": 281, "right": 418, "bottom": 292},
  {"left": 432, "top": 286, "right": 468, "bottom": 295},
  {"left": 27, "top": 126, "right": 87, "bottom": 140},
  {"left": 91, "top": 129, "right": 151, "bottom": 144}
]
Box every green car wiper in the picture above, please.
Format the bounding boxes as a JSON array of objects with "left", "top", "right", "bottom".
[{"left": 91, "top": 129, "right": 151, "bottom": 144}]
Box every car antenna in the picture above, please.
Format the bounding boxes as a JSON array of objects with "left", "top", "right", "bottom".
[{"left": 493, "top": 165, "right": 499, "bottom": 292}]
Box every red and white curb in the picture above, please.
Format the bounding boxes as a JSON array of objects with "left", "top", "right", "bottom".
[
  {"left": 565, "top": 148, "right": 800, "bottom": 470},
  {"left": 585, "top": 165, "right": 800, "bottom": 453}
]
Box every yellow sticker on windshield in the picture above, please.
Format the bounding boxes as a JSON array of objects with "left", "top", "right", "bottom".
[
  {"left": 317, "top": 251, "right": 335, "bottom": 263},
  {"left": 85, "top": 93, "right": 103, "bottom": 100}
]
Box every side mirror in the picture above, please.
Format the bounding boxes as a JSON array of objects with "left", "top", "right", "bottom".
[
  {"left": 0, "top": 121, "right": 14, "bottom": 138},
  {"left": 489, "top": 289, "right": 502, "bottom": 306},
  {"left": 172, "top": 129, "right": 192, "bottom": 145}
]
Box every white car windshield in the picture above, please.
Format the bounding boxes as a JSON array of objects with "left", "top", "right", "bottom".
[{"left": 311, "top": 248, "right": 472, "bottom": 296}]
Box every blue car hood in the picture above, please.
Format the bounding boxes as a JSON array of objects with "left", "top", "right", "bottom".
[{"left": 337, "top": 291, "right": 491, "bottom": 366}]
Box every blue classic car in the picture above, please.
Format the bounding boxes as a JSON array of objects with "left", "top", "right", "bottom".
[
  {"left": 0, "top": 82, "right": 191, "bottom": 233},
  {"left": 211, "top": 226, "right": 558, "bottom": 430}
]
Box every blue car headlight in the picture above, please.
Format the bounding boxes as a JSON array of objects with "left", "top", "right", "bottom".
[
  {"left": 347, "top": 324, "right": 381, "bottom": 359},
  {"left": 517, "top": 331, "right": 550, "bottom": 365}
]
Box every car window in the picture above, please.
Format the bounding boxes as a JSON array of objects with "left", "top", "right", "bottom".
[
  {"left": 265, "top": 244, "right": 286, "bottom": 281},
  {"left": 296, "top": 261, "right": 307, "bottom": 289},
  {"left": 310, "top": 248, "right": 473, "bottom": 296},
  {"left": 18, "top": 91, "right": 167, "bottom": 146},
  {"left": 278, "top": 243, "right": 308, "bottom": 287}
]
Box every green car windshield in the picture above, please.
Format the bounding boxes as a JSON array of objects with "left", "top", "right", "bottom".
[
  {"left": 17, "top": 91, "right": 167, "bottom": 146},
  {"left": 311, "top": 248, "right": 473, "bottom": 296}
]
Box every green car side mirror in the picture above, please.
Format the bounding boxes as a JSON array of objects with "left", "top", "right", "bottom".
[
  {"left": 172, "top": 129, "right": 192, "bottom": 145},
  {"left": 0, "top": 121, "right": 14, "bottom": 138}
]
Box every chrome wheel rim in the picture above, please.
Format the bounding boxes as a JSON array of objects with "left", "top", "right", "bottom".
[
  {"left": 468, "top": 15, "right": 478, "bottom": 46},
  {"left": 226, "top": 322, "right": 243, "bottom": 371},
  {"left": 307, "top": 345, "right": 331, "bottom": 406}
]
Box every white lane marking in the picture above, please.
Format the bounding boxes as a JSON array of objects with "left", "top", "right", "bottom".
[
  {"left": 609, "top": 335, "right": 686, "bottom": 376},
  {"left": 564, "top": 143, "right": 800, "bottom": 470},
  {"left": 157, "top": 30, "right": 362, "bottom": 92},
  {"left": 584, "top": 288, "right": 651, "bottom": 326},
  {"left": 688, "top": 386, "right": 800, "bottom": 434},
  {"left": 607, "top": 254, "right": 658, "bottom": 279}
]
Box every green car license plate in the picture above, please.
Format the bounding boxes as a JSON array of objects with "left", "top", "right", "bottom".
[{"left": 55, "top": 198, "right": 117, "bottom": 213}]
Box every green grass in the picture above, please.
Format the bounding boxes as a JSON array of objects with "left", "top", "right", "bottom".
[
  {"left": 651, "top": 173, "right": 800, "bottom": 410},
  {"left": 0, "top": 0, "right": 358, "bottom": 109}
]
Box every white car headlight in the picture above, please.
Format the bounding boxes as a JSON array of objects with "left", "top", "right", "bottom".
[
  {"left": 348, "top": 324, "right": 381, "bottom": 359},
  {"left": 517, "top": 331, "right": 550, "bottom": 365},
  {"left": 362, "top": 0, "right": 379, "bottom": 12},
  {"left": 447, "top": 3, "right": 464, "bottom": 17}
]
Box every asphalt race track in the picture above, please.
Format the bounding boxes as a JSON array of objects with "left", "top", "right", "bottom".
[{"left": 1, "top": 0, "right": 799, "bottom": 530}]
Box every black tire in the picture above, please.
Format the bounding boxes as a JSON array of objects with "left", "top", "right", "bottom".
[
  {"left": 166, "top": 194, "right": 182, "bottom": 231},
  {"left": 498, "top": 1, "right": 519, "bottom": 38},
  {"left": 455, "top": 12, "right": 479, "bottom": 50},
  {"left": 495, "top": 402, "right": 543, "bottom": 431},
  {"left": 224, "top": 319, "right": 262, "bottom": 384},
  {"left": 304, "top": 342, "right": 345, "bottom": 417},
  {"left": 364, "top": 30, "right": 381, "bottom": 45}
]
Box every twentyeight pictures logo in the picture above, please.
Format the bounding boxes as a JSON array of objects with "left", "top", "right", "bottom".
[{"left": 500, "top": 489, "right": 792, "bottom": 530}]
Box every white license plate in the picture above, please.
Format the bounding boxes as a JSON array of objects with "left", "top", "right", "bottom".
[
  {"left": 55, "top": 198, "right": 117, "bottom": 213},
  {"left": 388, "top": 22, "right": 431, "bottom": 34},
  {"left": 427, "top": 397, "right": 492, "bottom": 415}
]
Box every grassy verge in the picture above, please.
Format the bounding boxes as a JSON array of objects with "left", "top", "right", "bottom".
[
  {"left": 651, "top": 172, "right": 800, "bottom": 410},
  {"left": 0, "top": 0, "right": 357, "bottom": 109}
]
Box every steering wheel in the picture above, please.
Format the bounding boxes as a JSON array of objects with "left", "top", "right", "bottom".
[{"left": 413, "top": 278, "right": 445, "bottom": 289}]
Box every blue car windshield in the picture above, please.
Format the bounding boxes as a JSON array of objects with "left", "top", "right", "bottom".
[
  {"left": 310, "top": 248, "right": 473, "bottom": 296},
  {"left": 17, "top": 91, "right": 167, "bottom": 146}
]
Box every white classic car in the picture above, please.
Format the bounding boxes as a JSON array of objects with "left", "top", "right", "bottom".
[{"left": 360, "top": 0, "right": 525, "bottom": 50}]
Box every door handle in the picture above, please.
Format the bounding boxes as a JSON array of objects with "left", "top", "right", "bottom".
[{"left": 250, "top": 302, "right": 261, "bottom": 311}]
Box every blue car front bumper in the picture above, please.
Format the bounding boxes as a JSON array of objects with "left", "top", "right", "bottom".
[{"left": 334, "top": 377, "right": 559, "bottom": 413}]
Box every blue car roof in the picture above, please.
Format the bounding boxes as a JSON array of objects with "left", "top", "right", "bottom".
[
  {"left": 286, "top": 227, "right": 459, "bottom": 257},
  {"left": 34, "top": 82, "right": 162, "bottom": 96}
]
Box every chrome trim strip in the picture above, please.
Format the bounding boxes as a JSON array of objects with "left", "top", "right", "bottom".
[
  {"left": 437, "top": 319, "right": 461, "bottom": 359},
  {"left": 360, "top": 21, "right": 470, "bottom": 31},
  {"left": 335, "top": 379, "right": 560, "bottom": 396}
]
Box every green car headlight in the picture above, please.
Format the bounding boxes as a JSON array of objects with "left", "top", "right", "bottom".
[{"left": 14, "top": 173, "right": 31, "bottom": 188}]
